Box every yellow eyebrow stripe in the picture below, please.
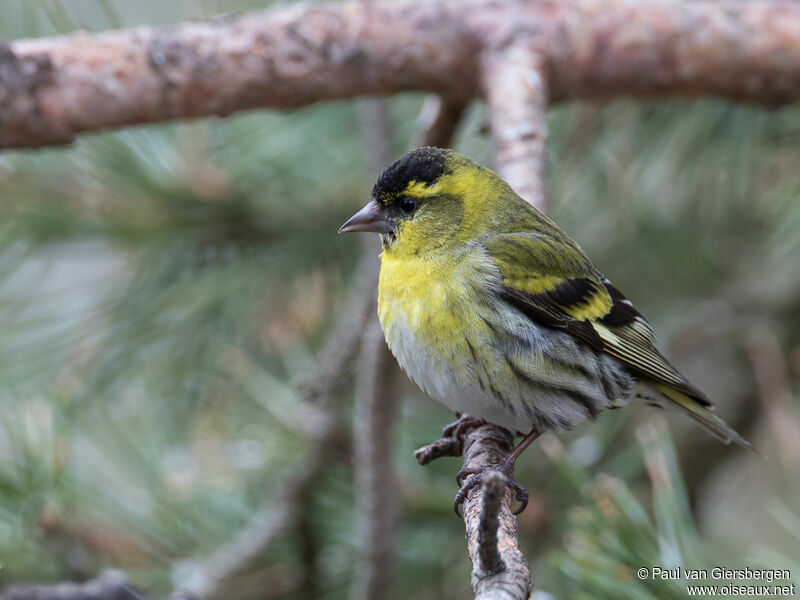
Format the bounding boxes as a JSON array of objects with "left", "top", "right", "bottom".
[{"left": 404, "top": 179, "right": 442, "bottom": 197}]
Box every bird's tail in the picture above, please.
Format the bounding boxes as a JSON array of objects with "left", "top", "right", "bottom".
[{"left": 654, "top": 383, "right": 753, "bottom": 451}]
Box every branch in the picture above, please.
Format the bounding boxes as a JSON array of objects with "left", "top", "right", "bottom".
[
  {"left": 2, "top": 2, "right": 474, "bottom": 148},
  {"left": 415, "top": 425, "right": 531, "bottom": 599},
  {"left": 461, "top": 426, "right": 531, "bottom": 600},
  {"left": 0, "top": 572, "right": 148, "bottom": 600},
  {"left": 350, "top": 318, "right": 398, "bottom": 600},
  {"left": 483, "top": 45, "right": 548, "bottom": 211},
  {"left": 412, "top": 95, "right": 468, "bottom": 149},
  {"left": 4, "top": 0, "right": 800, "bottom": 148},
  {"left": 414, "top": 435, "right": 462, "bottom": 465}
]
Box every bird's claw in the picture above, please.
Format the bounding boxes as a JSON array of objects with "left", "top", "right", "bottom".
[
  {"left": 453, "top": 466, "right": 530, "bottom": 517},
  {"left": 455, "top": 465, "right": 481, "bottom": 486},
  {"left": 442, "top": 414, "right": 485, "bottom": 439}
]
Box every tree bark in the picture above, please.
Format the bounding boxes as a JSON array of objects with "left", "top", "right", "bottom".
[
  {"left": 415, "top": 424, "right": 533, "bottom": 600},
  {"left": 483, "top": 45, "right": 549, "bottom": 212},
  {"left": 3, "top": 0, "right": 800, "bottom": 149},
  {"left": 461, "top": 427, "right": 531, "bottom": 600}
]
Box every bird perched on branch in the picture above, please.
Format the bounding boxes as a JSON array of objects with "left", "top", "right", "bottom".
[{"left": 340, "top": 146, "right": 750, "bottom": 514}]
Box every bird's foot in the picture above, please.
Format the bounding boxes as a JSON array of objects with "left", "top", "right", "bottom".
[
  {"left": 414, "top": 415, "right": 487, "bottom": 466},
  {"left": 442, "top": 413, "right": 486, "bottom": 439},
  {"left": 453, "top": 462, "right": 529, "bottom": 517}
]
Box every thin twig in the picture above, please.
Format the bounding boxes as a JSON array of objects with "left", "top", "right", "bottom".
[
  {"left": 414, "top": 436, "right": 462, "bottom": 465},
  {"left": 414, "top": 425, "right": 531, "bottom": 599}
]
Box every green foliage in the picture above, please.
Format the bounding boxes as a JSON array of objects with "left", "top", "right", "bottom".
[{"left": 0, "top": 1, "right": 798, "bottom": 599}]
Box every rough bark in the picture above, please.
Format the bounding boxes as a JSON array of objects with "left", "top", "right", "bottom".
[
  {"left": 483, "top": 45, "right": 548, "bottom": 211},
  {"left": 461, "top": 427, "right": 531, "bottom": 600},
  {"left": 415, "top": 424, "right": 532, "bottom": 600},
  {"left": 3, "top": 0, "right": 800, "bottom": 148}
]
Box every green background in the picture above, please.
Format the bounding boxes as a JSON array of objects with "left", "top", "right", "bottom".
[{"left": 0, "top": 1, "right": 797, "bottom": 598}]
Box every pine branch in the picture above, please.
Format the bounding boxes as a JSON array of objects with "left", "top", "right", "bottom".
[
  {"left": 417, "top": 425, "right": 532, "bottom": 600},
  {"left": 4, "top": 1, "right": 800, "bottom": 148},
  {"left": 483, "top": 45, "right": 548, "bottom": 211},
  {"left": 412, "top": 95, "right": 468, "bottom": 149}
]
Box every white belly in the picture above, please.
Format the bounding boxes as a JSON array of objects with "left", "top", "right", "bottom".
[
  {"left": 384, "top": 309, "right": 531, "bottom": 432},
  {"left": 382, "top": 299, "right": 634, "bottom": 434}
]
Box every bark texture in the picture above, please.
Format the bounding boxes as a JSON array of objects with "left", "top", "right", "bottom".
[
  {"left": 415, "top": 424, "right": 532, "bottom": 600},
  {"left": 3, "top": 0, "right": 800, "bottom": 149},
  {"left": 461, "top": 427, "right": 531, "bottom": 600},
  {"left": 484, "top": 45, "right": 549, "bottom": 211}
]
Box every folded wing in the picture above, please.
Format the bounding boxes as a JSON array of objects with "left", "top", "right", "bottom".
[{"left": 482, "top": 232, "right": 712, "bottom": 407}]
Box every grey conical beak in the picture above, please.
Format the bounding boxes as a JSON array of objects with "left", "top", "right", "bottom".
[{"left": 339, "top": 199, "right": 392, "bottom": 234}]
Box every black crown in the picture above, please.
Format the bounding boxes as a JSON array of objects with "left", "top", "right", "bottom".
[{"left": 372, "top": 146, "right": 448, "bottom": 202}]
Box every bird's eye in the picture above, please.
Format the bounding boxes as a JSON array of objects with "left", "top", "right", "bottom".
[{"left": 399, "top": 197, "right": 417, "bottom": 214}]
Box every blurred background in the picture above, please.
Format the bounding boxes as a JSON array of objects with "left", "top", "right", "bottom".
[{"left": 0, "top": 1, "right": 798, "bottom": 599}]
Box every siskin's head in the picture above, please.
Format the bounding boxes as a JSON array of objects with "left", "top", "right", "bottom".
[{"left": 339, "top": 147, "right": 520, "bottom": 253}]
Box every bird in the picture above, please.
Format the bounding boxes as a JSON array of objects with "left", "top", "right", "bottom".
[{"left": 339, "top": 146, "right": 750, "bottom": 514}]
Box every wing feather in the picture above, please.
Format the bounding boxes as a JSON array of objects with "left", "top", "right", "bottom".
[{"left": 483, "top": 233, "right": 712, "bottom": 407}]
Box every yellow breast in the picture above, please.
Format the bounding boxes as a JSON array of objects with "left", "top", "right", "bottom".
[{"left": 377, "top": 250, "right": 465, "bottom": 351}]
